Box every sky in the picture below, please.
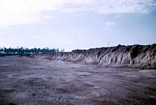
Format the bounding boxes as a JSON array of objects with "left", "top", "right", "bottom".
[{"left": 0, "top": 0, "right": 156, "bottom": 51}]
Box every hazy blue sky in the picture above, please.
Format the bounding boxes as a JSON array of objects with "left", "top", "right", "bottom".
[{"left": 0, "top": 0, "right": 156, "bottom": 51}]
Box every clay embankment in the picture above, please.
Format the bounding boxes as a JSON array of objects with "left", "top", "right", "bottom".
[{"left": 34, "top": 44, "right": 156, "bottom": 69}]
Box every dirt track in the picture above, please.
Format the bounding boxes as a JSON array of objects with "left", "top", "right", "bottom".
[{"left": 0, "top": 56, "right": 156, "bottom": 105}]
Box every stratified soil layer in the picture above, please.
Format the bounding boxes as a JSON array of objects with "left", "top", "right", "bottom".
[
  {"left": 35, "top": 44, "right": 156, "bottom": 69},
  {"left": 0, "top": 56, "right": 156, "bottom": 105}
]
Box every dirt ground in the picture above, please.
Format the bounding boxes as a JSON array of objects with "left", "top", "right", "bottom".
[{"left": 0, "top": 56, "right": 156, "bottom": 105}]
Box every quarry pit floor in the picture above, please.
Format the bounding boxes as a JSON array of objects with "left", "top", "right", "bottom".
[{"left": 0, "top": 56, "right": 156, "bottom": 105}]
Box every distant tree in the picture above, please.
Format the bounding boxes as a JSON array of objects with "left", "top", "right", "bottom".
[
  {"left": 0, "top": 47, "right": 63, "bottom": 55},
  {"left": 59, "top": 48, "right": 65, "bottom": 52}
]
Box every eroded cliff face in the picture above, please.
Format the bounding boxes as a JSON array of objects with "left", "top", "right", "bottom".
[{"left": 34, "top": 44, "right": 156, "bottom": 69}]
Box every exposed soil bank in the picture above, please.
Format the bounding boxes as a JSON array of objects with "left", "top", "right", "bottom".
[
  {"left": 33, "top": 44, "right": 156, "bottom": 69},
  {"left": 0, "top": 56, "right": 156, "bottom": 105}
]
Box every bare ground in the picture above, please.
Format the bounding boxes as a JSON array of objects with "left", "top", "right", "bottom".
[{"left": 0, "top": 56, "right": 156, "bottom": 105}]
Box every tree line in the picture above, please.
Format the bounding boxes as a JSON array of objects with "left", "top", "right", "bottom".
[{"left": 0, "top": 47, "right": 64, "bottom": 55}]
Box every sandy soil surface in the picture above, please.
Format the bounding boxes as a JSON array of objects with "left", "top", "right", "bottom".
[{"left": 0, "top": 56, "right": 156, "bottom": 105}]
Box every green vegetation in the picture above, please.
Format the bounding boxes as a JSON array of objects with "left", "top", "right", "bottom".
[{"left": 0, "top": 47, "right": 64, "bottom": 56}]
